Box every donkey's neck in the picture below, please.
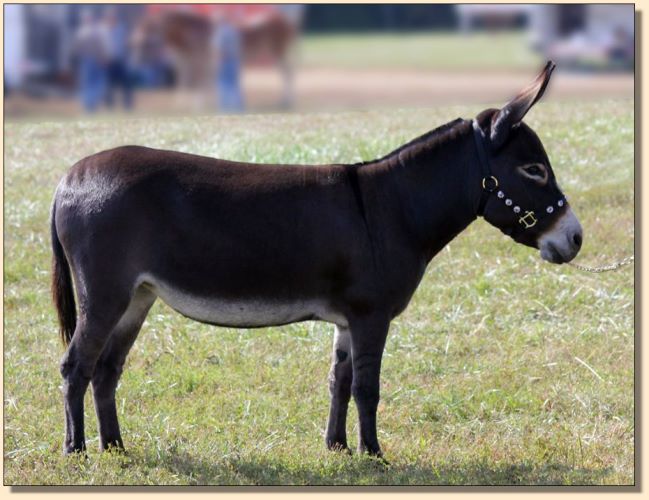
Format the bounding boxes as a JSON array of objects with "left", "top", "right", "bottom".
[{"left": 362, "top": 119, "right": 481, "bottom": 262}]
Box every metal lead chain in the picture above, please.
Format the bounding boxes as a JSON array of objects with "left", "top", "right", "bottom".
[{"left": 567, "top": 255, "right": 634, "bottom": 273}]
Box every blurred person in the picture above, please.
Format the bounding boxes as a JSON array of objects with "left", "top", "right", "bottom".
[
  {"left": 4, "top": 4, "right": 26, "bottom": 93},
  {"left": 130, "top": 17, "right": 170, "bottom": 88},
  {"left": 72, "top": 9, "right": 109, "bottom": 112},
  {"left": 212, "top": 9, "right": 244, "bottom": 113},
  {"left": 103, "top": 7, "right": 134, "bottom": 110},
  {"left": 608, "top": 26, "right": 634, "bottom": 68}
]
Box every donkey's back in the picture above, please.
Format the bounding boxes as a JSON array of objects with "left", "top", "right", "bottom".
[{"left": 54, "top": 145, "right": 374, "bottom": 332}]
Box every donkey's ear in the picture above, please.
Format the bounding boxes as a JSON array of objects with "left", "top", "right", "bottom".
[{"left": 490, "top": 61, "right": 556, "bottom": 150}]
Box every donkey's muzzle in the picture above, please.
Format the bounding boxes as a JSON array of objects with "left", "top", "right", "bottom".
[{"left": 538, "top": 207, "right": 583, "bottom": 264}]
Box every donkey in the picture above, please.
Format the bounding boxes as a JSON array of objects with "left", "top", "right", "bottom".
[
  {"left": 51, "top": 61, "right": 582, "bottom": 457},
  {"left": 134, "top": 8, "right": 300, "bottom": 111}
]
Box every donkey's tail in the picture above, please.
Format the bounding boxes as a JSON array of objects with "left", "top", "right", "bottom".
[{"left": 51, "top": 199, "right": 76, "bottom": 346}]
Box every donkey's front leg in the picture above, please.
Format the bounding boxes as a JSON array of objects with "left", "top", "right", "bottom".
[
  {"left": 349, "top": 316, "right": 390, "bottom": 457},
  {"left": 325, "top": 325, "right": 353, "bottom": 452}
]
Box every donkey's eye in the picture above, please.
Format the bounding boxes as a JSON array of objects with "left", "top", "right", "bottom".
[{"left": 518, "top": 164, "right": 548, "bottom": 184}]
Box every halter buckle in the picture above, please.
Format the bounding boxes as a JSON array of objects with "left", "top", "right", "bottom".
[
  {"left": 519, "top": 211, "right": 537, "bottom": 229},
  {"left": 481, "top": 176, "right": 498, "bottom": 192}
]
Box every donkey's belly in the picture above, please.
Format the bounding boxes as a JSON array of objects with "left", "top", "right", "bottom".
[{"left": 140, "top": 274, "right": 348, "bottom": 328}]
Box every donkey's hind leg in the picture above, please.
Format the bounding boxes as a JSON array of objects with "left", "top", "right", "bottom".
[
  {"left": 325, "top": 325, "right": 353, "bottom": 452},
  {"left": 61, "top": 291, "right": 132, "bottom": 455},
  {"left": 91, "top": 286, "right": 156, "bottom": 451}
]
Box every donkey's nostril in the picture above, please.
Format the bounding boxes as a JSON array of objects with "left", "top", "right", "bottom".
[{"left": 573, "top": 232, "right": 582, "bottom": 248}]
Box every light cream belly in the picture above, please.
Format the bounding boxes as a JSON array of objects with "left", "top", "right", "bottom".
[{"left": 139, "top": 274, "right": 348, "bottom": 328}]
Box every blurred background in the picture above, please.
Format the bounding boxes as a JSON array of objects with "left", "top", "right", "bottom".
[{"left": 4, "top": 3, "right": 634, "bottom": 119}]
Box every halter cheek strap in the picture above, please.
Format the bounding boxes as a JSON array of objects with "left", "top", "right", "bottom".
[
  {"left": 472, "top": 120, "right": 496, "bottom": 216},
  {"left": 471, "top": 119, "right": 568, "bottom": 230}
]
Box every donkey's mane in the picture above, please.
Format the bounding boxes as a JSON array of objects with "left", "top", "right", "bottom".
[{"left": 352, "top": 118, "right": 470, "bottom": 167}]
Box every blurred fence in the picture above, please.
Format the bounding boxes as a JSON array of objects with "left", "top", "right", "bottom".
[{"left": 3, "top": 4, "right": 634, "bottom": 119}]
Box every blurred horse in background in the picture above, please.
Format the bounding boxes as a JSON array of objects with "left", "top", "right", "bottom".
[{"left": 134, "top": 4, "right": 302, "bottom": 111}]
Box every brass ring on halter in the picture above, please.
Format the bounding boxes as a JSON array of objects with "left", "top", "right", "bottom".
[{"left": 482, "top": 176, "right": 498, "bottom": 192}]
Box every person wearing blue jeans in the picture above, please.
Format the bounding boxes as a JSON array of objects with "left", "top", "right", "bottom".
[
  {"left": 212, "top": 14, "right": 244, "bottom": 113},
  {"left": 104, "top": 8, "right": 134, "bottom": 110},
  {"left": 79, "top": 57, "right": 106, "bottom": 112},
  {"left": 73, "top": 9, "right": 109, "bottom": 113}
]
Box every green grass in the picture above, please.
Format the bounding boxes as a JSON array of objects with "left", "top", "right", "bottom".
[
  {"left": 300, "top": 32, "right": 542, "bottom": 71},
  {"left": 3, "top": 99, "right": 634, "bottom": 485}
]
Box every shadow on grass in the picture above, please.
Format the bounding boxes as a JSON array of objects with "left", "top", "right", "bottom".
[
  {"left": 8, "top": 447, "right": 626, "bottom": 490},
  {"left": 156, "top": 449, "right": 617, "bottom": 487}
]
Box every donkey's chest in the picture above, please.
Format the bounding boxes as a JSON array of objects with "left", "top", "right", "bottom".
[{"left": 141, "top": 274, "right": 348, "bottom": 328}]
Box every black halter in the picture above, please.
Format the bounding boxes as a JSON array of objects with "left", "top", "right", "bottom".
[
  {"left": 471, "top": 119, "right": 568, "bottom": 235},
  {"left": 472, "top": 120, "right": 497, "bottom": 217}
]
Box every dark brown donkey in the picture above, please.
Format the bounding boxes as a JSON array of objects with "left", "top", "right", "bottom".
[{"left": 51, "top": 61, "right": 582, "bottom": 457}]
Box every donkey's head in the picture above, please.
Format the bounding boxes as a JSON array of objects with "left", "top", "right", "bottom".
[{"left": 474, "top": 61, "right": 583, "bottom": 264}]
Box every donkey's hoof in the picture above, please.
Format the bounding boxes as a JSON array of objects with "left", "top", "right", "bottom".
[
  {"left": 102, "top": 443, "right": 126, "bottom": 455},
  {"left": 326, "top": 439, "right": 352, "bottom": 455},
  {"left": 364, "top": 453, "right": 390, "bottom": 468},
  {"left": 63, "top": 447, "right": 88, "bottom": 459},
  {"left": 358, "top": 447, "right": 389, "bottom": 466},
  {"left": 63, "top": 439, "right": 86, "bottom": 455}
]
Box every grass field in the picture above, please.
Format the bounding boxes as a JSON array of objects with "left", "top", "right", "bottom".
[
  {"left": 300, "top": 32, "right": 542, "bottom": 71},
  {"left": 3, "top": 98, "right": 634, "bottom": 485}
]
